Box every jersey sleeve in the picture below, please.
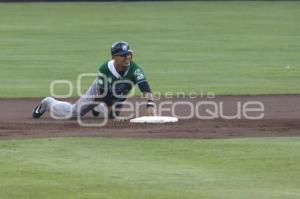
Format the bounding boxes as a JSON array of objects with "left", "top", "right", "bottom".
[
  {"left": 97, "top": 62, "right": 108, "bottom": 88},
  {"left": 137, "top": 81, "right": 151, "bottom": 93},
  {"left": 131, "top": 62, "right": 152, "bottom": 93},
  {"left": 133, "top": 67, "right": 147, "bottom": 84}
]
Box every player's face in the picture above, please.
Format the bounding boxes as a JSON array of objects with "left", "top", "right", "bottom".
[{"left": 114, "top": 53, "right": 132, "bottom": 68}]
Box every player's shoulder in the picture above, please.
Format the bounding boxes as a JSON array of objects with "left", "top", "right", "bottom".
[
  {"left": 98, "top": 60, "right": 110, "bottom": 68},
  {"left": 128, "top": 61, "right": 142, "bottom": 76},
  {"left": 129, "top": 61, "right": 147, "bottom": 82},
  {"left": 131, "top": 60, "right": 142, "bottom": 68},
  {"left": 98, "top": 60, "right": 110, "bottom": 73}
]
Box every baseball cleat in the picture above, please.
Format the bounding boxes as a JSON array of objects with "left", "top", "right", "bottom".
[{"left": 32, "top": 103, "right": 45, "bottom": 119}]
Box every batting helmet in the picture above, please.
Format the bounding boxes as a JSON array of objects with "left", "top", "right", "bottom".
[{"left": 111, "top": 41, "right": 133, "bottom": 56}]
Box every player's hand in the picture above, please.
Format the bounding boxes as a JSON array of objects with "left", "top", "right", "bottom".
[{"left": 146, "top": 106, "right": 156, "bottom": 116}]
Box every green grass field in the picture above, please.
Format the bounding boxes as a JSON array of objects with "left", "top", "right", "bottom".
[
  {"left": 1, "top": 137, "right": 300, "bottom": 199},
  {"left": 1, "top": 2, "right": 300, "bottom": 198},
  {"left": 0, "top": 1, "right": 300, "bottom": 97}
]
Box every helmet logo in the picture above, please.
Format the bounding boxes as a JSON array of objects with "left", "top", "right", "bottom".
[{"left": 121, "top": 45, "right": 128, "bottom": 51}]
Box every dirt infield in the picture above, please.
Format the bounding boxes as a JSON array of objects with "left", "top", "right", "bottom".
[{"left": 0, "top": 95, "right": 300, "bottom": 140}]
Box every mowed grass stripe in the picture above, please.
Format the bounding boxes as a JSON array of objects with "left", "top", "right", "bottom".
[
  {"left": 0, "top": 2, "right": 300, "bottom": 97},
  {"left": 0, "top": 137, "right": 299, "bottom": 199}
]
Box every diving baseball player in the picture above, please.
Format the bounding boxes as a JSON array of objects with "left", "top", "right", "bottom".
[{"left": 32, "top": 41, "right": 156, "bottom": 120}]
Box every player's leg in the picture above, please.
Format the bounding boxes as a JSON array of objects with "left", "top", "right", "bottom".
[
  {"left": 91, "top": 102, "right": 108, "bottom": 117},
  {"left": 73, "top": 80, "right": 106, "bottom": 117},
  {"left": 92, "top": 95, "right": 130, "bottom": 119},
  {"left": 32, "top": 80, "right": 105, "bottom": 119},
  {"left": 32, "top": 96, "right": 75, "bottom": 119}
]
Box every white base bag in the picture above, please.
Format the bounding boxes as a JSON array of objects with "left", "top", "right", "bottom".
[{"left": 130, "top": 116, "right": 178, "bottom": 124}]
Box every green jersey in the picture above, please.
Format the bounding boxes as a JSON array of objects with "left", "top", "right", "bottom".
[{"left": 97, "top": 60, "right": 147, "bottom": 88}]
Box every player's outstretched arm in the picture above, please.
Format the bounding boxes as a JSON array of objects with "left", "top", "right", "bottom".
[
  {"left": 143, "top": 92, "right": 157, "bottom": 116},
  {"left": 137, "top": 80, "right": 156, "bottom": 116}
]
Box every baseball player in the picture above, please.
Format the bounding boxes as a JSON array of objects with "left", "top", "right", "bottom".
[{"left": 32, "top": 41, "right": 156, "bottom": 120}]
